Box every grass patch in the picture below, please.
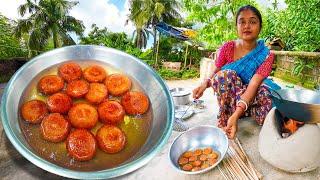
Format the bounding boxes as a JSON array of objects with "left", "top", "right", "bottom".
[
  {"left": 157, "top": 68, "right": 199, "bottom": 80},
  {"left": 158, "top": 68, "right": 182, "bottom": 80},
  {"left": 274, "top": 71, "right": 316, "bottom": 89}
]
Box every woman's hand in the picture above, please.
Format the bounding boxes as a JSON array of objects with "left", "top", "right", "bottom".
[
  {"left": 225, "top": 114, "right": 239, "bottom": 139},
  {"left": 192, "top": 83, "right": 207, "bottom": 99}
]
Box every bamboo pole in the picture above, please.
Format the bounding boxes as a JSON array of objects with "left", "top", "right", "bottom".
[{"left": 184, "top": 44, "right": 189, "bottom": 69}]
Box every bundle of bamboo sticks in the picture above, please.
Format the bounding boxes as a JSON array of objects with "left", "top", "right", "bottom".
[{"left": 218, "top": 138, "right": 263, "bottom": 180}]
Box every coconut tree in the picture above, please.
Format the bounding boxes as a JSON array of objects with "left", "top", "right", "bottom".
[
  {"left": 128, "top": 0, "right": 181, "bottom": 51},
  {"left": 127, "top": 0, "right": 150, "bottom": 49},
  {"left": 14, "top": 0, "right": 84, "bottom": 56}
]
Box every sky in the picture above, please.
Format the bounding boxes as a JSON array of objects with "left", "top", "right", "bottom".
[
  {"left": 0, "top": 0, "right": 286, "bottom": 46},
  {"left": 0, "top": 0, "right": 135, "bottom": 37}
]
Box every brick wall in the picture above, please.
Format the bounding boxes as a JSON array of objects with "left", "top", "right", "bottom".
[{"left": 272, "top": 50, "right": 320, "bottom": 88}]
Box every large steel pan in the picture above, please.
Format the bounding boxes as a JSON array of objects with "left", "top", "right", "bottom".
[
  {"left": 270, "top": 89, "right": 320, "bottom": 123},
  {"left": 0, "top": 45, "right": 174, "bottom": 179}
]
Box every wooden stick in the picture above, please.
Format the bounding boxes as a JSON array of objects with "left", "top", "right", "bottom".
[
  {"left": 227, "top": 149, "right": 247, "bottom": 178},
  {"left": 223, "top": 148, "right": 249, "bottom": 180},
  {"left": 235, "top": 138, "right": 263, "bottom": 179},
  {"left": 229, "top": 141, "right": 253, "bottom": 174},
  {"left": 247, "top": 158, "right": 263, "bottom": 180},
  {"left": 226, "top": 153, "right": 248, "bottom": 180},
  {"left": 230, "top": 140, "right": 247, "bottom": 161},
  {"left": 220, "top": 138, "right": 263, "bottom": 180},
  {"left": 229, "top": 139, "right": 260, "bottom": 180},
  {"left": 233, "top": 140, "right": 261, "bottom": 179},
  {"left": 218, "top": 165, "right": 231, "bottom": 180},
  {"left": 225, "top": 157, "right": 241, "bottom": 180},
  {"left": 222, "top": 159, "right": 236, "bottom": 180},
  {"left": 225, "top": 154, "right": 248, "bottom": 180},
  {"left": 227, "top": 153, "right": 245, "bottom": 179},
  {"left": 222, "top": 160, "right": 235, "bottom": 179},
  {"left": 228, "top": 146, "right": 258, "bottom": 180}
]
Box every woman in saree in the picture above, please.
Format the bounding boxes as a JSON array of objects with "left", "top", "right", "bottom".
[{"left": 193, "top": 5, "right": 279, "bottom": 139}]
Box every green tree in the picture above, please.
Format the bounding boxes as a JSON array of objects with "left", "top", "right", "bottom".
[
  {"left": 261, "top": 0, "right": 320, "bottom": 52},
  {"left": 80, "top": 24, "right": 153, "bottom": 65},
  {"left": 260, "top": 8, "right": 278, "bottom": 43},
  {"left": 0, "top": 14, "right": 27, "bottom": 59},
  {"left": 183, "top": 0, "right": 258, "bottom": 50},
  {"left": 278, "top": 0, "right": 319, "bottom": 51},
  {"left": 80, "top": 24, "right": 135, "bottom": 51},
  {"left": 158, "top": 36, "right": 181, "bottom": 62},
  {"left": 14, "top": 0, "right": 85, "bottom": 56},
  {"left": 128, "top": 0, "right": 182, "bottom": 49}
]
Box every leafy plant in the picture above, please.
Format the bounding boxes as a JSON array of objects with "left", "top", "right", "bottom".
[
  {"left": 136, "top": 49, "right": 154, "bottom": 66},
  {"left": 181, "top": 69, "right": 199, "bottom": 79},
  {"left": 291, "top": 58, "right": 316, "bottom": 86},
  {"left": 282, "top": 0, "right": 320, "bottom": 51},
  {"left": 260, "top": 8, "right": 278, "bottom": 43},
  {"left": 157, "top": 68, "right": 199, "bottom": 80},
  {"left": 262, "top": 0, "right": 320, "bottom": 52},
  {"left": 183, "top": 0, "right": 258, "bottom": 49},
  {"left": 81, "top": 24, "right": 135, "bottom": 51},
  {"left": 158, "top": 68, "right": 182, "bottom": 79},
  {"left": 0, "top": 14, "right": 27, "bottom": 59},
  {"left": 80, "top": 25, "right": 155, "bottom": 66},
  {"left": 292, "top": 58, "right": 315, "bottom": 76}
]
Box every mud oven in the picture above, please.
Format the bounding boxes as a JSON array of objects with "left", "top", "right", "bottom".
[
  {"left": 259, "top": 108, "right": 320, "bottom": 172},
  {"left": 258, "top": 89, "right": 320, "bottom": 172}
]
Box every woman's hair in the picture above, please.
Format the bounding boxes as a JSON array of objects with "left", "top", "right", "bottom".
[{"left": 236, "top": 5, "right": 262, "bottom": 29}]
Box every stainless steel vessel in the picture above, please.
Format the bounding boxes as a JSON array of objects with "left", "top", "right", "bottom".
[
  {"left": 170, "top": 87, "right": 191, "bottom": 105},
  {"left": 0, "top": 45, "right": 174, "bottom": 179},
  {"left": 168, "top": 125, "right": 228, "bottom": 174},
  {"left": 270, "top": 89, "right": 320, "bottom": 123}
]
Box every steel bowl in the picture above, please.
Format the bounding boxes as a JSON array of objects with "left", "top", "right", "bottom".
[
  {"left": 168, "top": 125, "right": 228, "bottom": 174},
  {"left": 0, "top": 45, "right": 174, "bottom": 179},
  {"left": 170, "top": 87, "right": 191, "bottom": 105}
]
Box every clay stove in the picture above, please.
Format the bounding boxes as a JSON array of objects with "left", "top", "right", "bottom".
[
  {"left": 259, "top": 108, "right": 320, "bottom": 173},
  {"left": 274, "top": 109, "right": 305, "bottom": 138}
]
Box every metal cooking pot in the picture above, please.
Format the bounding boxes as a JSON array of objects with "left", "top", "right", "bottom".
[
  {"left": 170, "top": 88, "right": 191, "bottom": 105},
  {"left": 270, "top": 89, "right": 320, "bottom": 123},
  {"left": 0, "top": 45, "right": 174, "bottom": 179}
]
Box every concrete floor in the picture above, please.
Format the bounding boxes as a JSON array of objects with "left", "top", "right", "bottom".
[
  {"left": 166, "top": 79, "right": 320, "bottom": 180},
  {"left": 1, "top": 79, "right": 319, "bottom": 180}
]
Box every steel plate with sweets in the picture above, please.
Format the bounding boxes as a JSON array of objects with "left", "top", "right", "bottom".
[{"left": 1, "top": 45, "right": 174, "bottom": 179}]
